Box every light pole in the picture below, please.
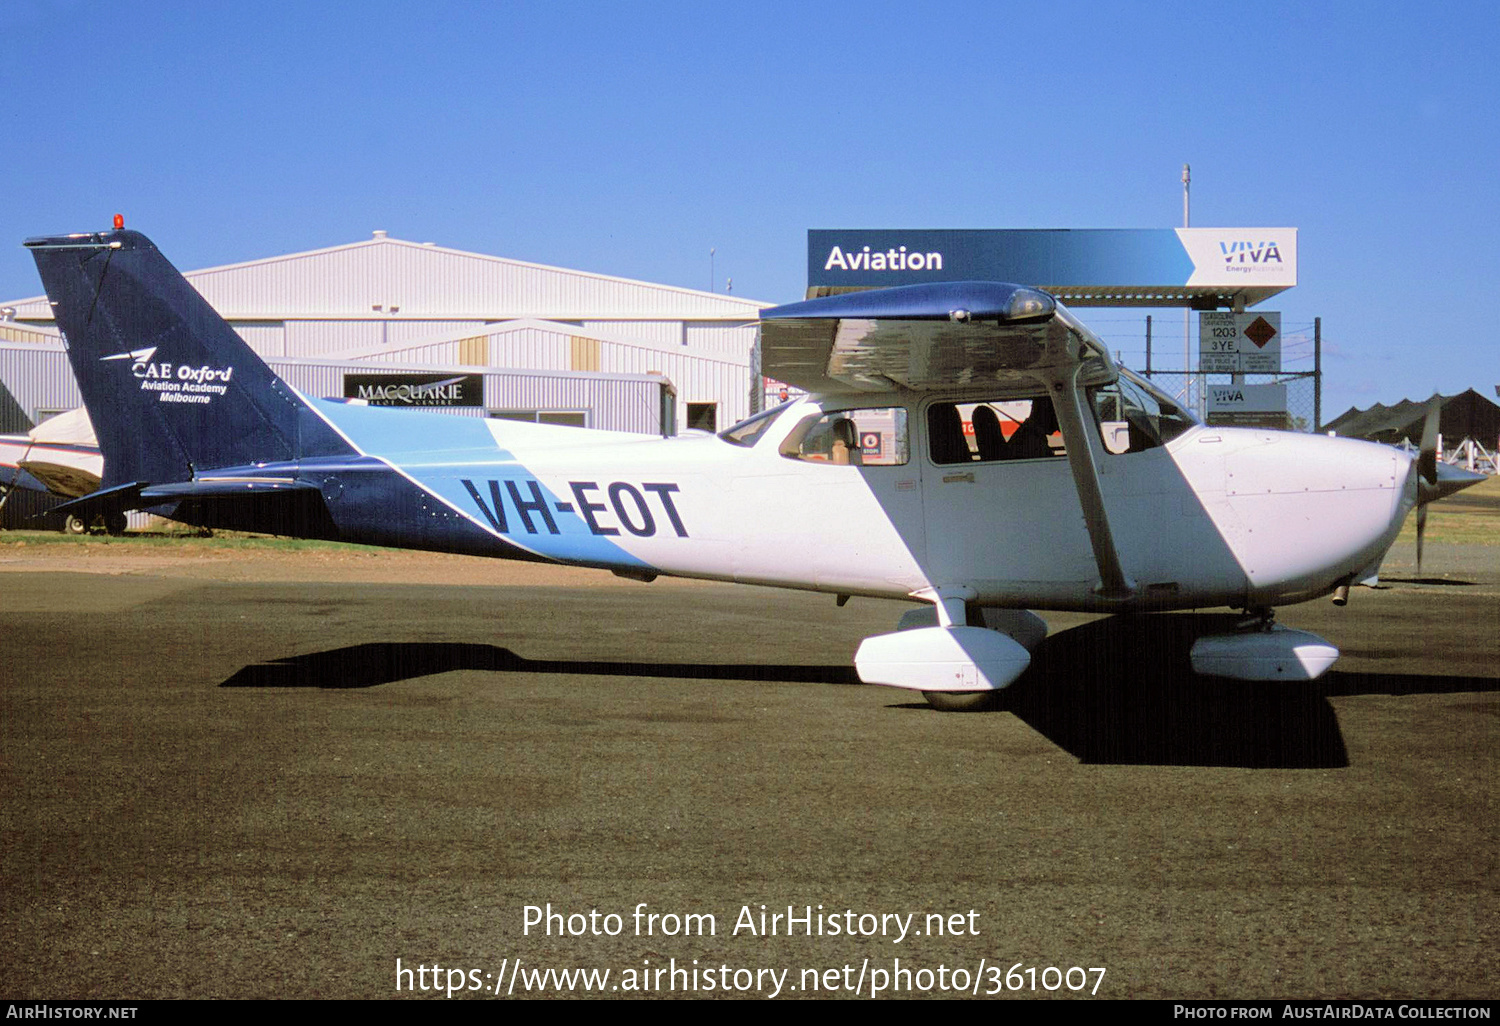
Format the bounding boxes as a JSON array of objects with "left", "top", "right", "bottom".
[{"left": 1182, "top": 163, "right": 1192, "bottom": 412}]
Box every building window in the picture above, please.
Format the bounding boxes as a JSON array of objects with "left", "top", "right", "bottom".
[
  {"left": 686, "top": 403, "right": 717, "bottom": 432},
  {"left": 488, "top": 409, "right": 590, "bottom": 428}
]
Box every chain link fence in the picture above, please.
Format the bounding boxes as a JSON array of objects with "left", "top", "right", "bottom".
[{"left": 1142, "top": 370, "right": 1322, "bottom": 433}]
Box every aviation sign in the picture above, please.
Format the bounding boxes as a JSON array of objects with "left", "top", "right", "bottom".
[{"left": 1199, "top": 312, "right": 1281, "bottom": 374}]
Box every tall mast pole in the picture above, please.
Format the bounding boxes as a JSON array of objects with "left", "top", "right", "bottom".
[{"left": 1182, "top": 163, "right": 1192, "bottom": 411}]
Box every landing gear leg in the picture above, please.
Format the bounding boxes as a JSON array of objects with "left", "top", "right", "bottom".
[{"left": 1235, "top": 606, "right": 1276, "bottom": 632}]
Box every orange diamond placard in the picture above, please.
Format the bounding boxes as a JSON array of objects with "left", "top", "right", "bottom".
[{"left": 1244, "top": 316, "right": 1278, "bottom": 349}]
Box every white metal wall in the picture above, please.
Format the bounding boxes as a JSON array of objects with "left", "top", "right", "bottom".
[
  {"left": 0, "top": 342, "right": 668, "bottom": 435},
  {"left": 582, "top": 320, "right": 684, "bottom": 346},
  {"left": 0, "top": 343, "right": 79, "bottom": 420},
  {"left": 230, "top": 323, "right": 287, "bottom": 357},
  {"left": 364, "top": 323, "right": 752, "bottom": 425},
  {"left": 490, "top": 328, "right": 570, "bottom": 371},
  {"left": 266, "top": 358, "right": 668, "bottom": 434},
  {"left": 685, "top": 322, "right": 757, "bottom": 358}
]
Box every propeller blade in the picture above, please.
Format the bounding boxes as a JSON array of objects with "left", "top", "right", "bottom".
[
  {"left": 1418, "top": 395, "right": 1440, "bottom": 488},
  {"left": 1416, "top": 501, "right": 1427, "bottom": 574},
  {"left": 1415, "top": 395, "right": 1441, "bottom": 574}
]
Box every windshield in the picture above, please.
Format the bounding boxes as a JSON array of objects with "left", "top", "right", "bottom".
[
  {"left": 718, "top": 402, "right": 793, "bottom": 447},
  {"left": 1091, "top": 369, "right": 1198, "bottom": 455},
  {"left": 1120, "top": 368, "right": 1200, "bottom": 428}
]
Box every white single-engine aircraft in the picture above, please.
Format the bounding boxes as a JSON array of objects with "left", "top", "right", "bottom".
[
  {"left": 0, "top": 407, "right": 112, "bottom": 532},
  {"left": 26, "top": 226, "right": 1470, "bottom": 708}
]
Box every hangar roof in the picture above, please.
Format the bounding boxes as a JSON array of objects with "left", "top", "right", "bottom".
[
  {"left": 0, "top": 321, "right": 61, "bottom": 345},
  {"left": 5, "top": 232, "right": 770, "bottom": 325},
  {"left": 1326, "top": 389, "right": 1500, "bottom": 444}
]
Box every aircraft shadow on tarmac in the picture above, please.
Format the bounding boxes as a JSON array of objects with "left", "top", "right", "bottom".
[
  {"left": 220, "top": 615, "right": 1496, "bottom": 770},
  {"left": 969, "top": 615, "right": 1498, "bottom": 769},
  {"left": 219, "top": 643, "right": 863, "bottom": 690},
  {"left": 1372, "top": 576, "right": 1477, "bottom": 587}
]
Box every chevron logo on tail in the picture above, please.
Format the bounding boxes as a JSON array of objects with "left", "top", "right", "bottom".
[{"left": 101, "top": 346, "right": 157, "bottom": 364}]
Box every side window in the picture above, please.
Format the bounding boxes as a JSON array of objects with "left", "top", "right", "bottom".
[
  {"left": 1092, "top": 375, "right": 1194, "bottom": 455},
  {"left": 781, "top": 408, "right": 909, "bottom": 466},
  {"left": 927, "top": 397, "right": 1065, "bottom": 465}
]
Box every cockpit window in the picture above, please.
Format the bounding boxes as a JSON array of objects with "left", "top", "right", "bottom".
[
  {"left": 718, "top": 403, "right": 791, "bottom": 447},
  {"left": 780, "top": 407, "right": 909, "bottom": 466},
  {"left": 1091, "top": 371, "right": 1196, "bottom": 455}
]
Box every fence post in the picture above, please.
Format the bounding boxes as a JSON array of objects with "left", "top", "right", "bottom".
[{"left": 1313, "top": 317, "right": 1322, "bottom": 432}]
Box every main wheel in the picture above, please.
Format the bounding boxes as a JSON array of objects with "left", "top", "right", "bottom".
[
  {"left": 922, "top": 690, "right": 997, "bottom": 713},
  {"left": 62, "top": 514, "right": 87, "bottom": 536},
  {"left": 103, "top": 512, "right": 128, "bottom": 536}
]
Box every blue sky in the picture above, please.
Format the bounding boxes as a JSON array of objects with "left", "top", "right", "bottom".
[{"left": 4, "top": 0, "right": 1496, "bottom": 420}]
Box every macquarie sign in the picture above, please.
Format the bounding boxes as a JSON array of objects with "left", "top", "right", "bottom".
[{"left": 344, "top": 372, "right": 484, "bottom": 407}]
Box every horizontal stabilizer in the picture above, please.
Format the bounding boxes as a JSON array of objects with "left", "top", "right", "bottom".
[
  {"left": 52, "top": 476, "right": 321, "bottom": 517},
  {"left": 48, "top": 481, "right": 148, "bottom": 519},
  {"left": 46, "top": 475, "right": 336, "bottom": 538},
  {"left": 139, "top": 478, "right": 320, "bottom": 501}
]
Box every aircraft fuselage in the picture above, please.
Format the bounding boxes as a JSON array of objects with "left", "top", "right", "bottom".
[{"left": 179, "top": 391, "right": 1414, "bottom": 617}]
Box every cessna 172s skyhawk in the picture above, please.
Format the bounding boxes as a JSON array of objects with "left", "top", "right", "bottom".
[{"left": 27, "top": 227, "right": 1463, "bottom": 708}]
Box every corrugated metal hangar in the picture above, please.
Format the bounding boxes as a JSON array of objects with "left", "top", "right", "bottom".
[{"left": 0, "top": 231, "right": 769, "bottom": 434}]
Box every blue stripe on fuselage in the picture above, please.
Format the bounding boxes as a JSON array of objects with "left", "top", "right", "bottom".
[{"left": 304, "top": 398, "right": 654, "bottom": 569}]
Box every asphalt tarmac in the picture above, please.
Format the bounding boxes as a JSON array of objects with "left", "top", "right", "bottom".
[{"left": 0, "top": 539, "right": 1494, "bottom": 1000}]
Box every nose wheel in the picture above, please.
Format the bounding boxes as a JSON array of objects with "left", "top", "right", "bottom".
[{"left": 922, "top": 690, "right": 998, "bottom": 712}]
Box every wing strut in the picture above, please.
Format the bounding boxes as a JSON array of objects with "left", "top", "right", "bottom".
[{"left": 1050, "top": 366, "right": 1136, "bottom": 601}]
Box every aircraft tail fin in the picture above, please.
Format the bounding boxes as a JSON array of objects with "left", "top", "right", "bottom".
[{"left": 24, "top": 228, "right": 353, "bottom": 489}]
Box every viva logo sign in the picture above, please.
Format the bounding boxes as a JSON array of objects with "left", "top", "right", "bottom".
[{"left": 1220, "top": 241, "right": 1284, "bottom": 265}]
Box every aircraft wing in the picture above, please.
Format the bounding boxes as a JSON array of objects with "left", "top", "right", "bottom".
[
  {"left": 17, "top": 457, "right": 101, "bottom": 499},
  {"left": 1, "top": 433, "right": 52, "bottom": 494},
  {"left": 0, "top": 409, "right": 105, "bottom": 498},
  {"left": 759, "top": 281, "right": 1118, "bottom": 394}
]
